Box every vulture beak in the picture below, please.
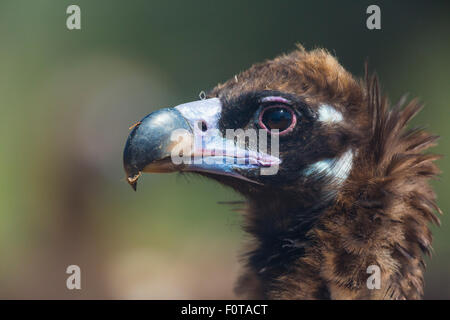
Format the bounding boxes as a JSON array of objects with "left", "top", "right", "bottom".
[
  {"left": 123, "top": 98, "right": 280, "bottom": 190},
  {"left": 123, "top": 107, "right": 191, "bottom": 190}
]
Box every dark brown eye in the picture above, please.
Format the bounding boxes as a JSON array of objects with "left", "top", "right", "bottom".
[{"left": 259, "top": 105, "right": 296, "bottom": 134}]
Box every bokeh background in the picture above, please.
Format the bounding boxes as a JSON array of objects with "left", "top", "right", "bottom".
[{"left": 0, "top": 0, "right": 449, "bottom": 299}]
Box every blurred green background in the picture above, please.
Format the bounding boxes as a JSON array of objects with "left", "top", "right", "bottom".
[{"left": 0, "top": 0, "right": 449, "bottom": 299}]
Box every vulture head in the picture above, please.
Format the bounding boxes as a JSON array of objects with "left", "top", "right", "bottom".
[{"left": 123, "top": 46, "right": 441, "bottom": 299}]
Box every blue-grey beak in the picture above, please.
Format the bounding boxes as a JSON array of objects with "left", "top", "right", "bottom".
[
  {"left": 123, "top": 98, "right": 280, "bottom": 190},
  {"left": 123, "top": 108, "right": 191, "bottom": 190}
]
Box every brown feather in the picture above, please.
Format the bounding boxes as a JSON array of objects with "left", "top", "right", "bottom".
[{"left": 211, "top": 47, "right": 441, "bottom": 300}]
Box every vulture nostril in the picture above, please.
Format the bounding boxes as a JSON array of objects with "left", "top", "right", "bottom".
[{"left": 197, "top": 120, "right": 208, "bottom": 132}]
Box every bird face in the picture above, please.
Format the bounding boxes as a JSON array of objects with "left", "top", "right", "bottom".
[
  {"left": 122, "top": 47, "right": 441, "bottom": 300},
  {"left": 123, "top": 48, "right": 364, "bottom": 202}
]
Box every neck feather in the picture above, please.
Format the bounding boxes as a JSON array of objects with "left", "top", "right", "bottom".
[{"left": 236, "top": 82, "right": 441, "bottom": 299}]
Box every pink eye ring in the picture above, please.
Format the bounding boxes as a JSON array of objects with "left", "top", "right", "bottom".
[{"left": 258, "top": 104, "right": 297, "bottom": 135}]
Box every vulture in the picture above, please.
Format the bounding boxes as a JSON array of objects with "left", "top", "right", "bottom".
[{"left": 123, "top": 46, "right": 442, "bottom": 299}]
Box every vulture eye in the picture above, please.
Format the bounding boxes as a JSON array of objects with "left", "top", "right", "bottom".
[{"left": 259, "top": 105, "right": 296, "bottom": 134}]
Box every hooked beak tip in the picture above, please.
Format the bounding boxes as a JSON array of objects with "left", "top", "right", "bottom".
[{"left": 127, "top": 173, "right": 141, "bottom": 192}]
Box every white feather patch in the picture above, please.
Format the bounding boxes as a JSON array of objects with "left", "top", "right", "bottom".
[
  {"left": 304, "top": 149, "right": 353, "bottom": 184},
  {"left": 318, "top": 104, "right": 343, "bottom": 123}
]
